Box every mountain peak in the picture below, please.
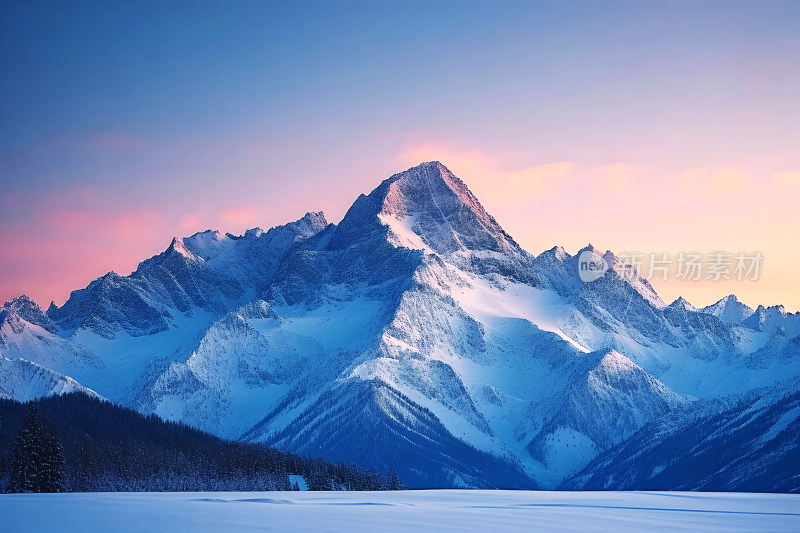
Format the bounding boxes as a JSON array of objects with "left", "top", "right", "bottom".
[
  {"left": 352, "top": 161, "right": 521, "bottom": 256},
  {"left": 1, "top": 294, "right": 55, "bottom": 331},
  {"left": 99, "top": 271, "right": 123, "bottom": 282},
  {"left": 669, "top": 296, "right": 697, "bottom": 311},
  {"left": 549, "top": 245, "right": 569, "bottom": 261},
  {"left": 579, "top": 247, "right": 666, "bottom": 308},
  {"left": 182, "top": 230, "right": 226, "bottom": 257},
  {"left": 700, "top": 293, "right": 755, "bottom": 324},
  {"left": 290, "top": 211, "right": 328, "bottom": 234},
  {"left": 595, "top": 349, "right": 638, "bottom": 372},
  {"left": 577, "top": 243, "right": 602, "bottom": 255},
  {"left": 167, "top": 236, "right": 200, "bottom": 260},
  {"left": 3, "top": 294, "right": 39, "bottom": 311},
  {"left": 741, "top": 303, "right": 791, "bottom": 333}
]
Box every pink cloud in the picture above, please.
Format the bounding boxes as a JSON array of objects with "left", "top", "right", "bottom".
[
  {"left": 671, "top": 167, "right": 707, "bottom": 195},
  {"left": 3, "top": 149, "right": 800, "bottom": 313},
  {"left": 46, "top": 209, "right": 104, "bottom": 231},
  {"left": 711, "top": 166, "right": 749, "bottom": 194},
  {"left": 670, "top": 166, "right": 752, "bottom": 197},
  {"left": 397, "top": 142, "right": 576, "bottom": 203},
  {"left": 219, "top": 206, "right": 264, "bottom": 230},
  {"left": 106, "top": 211, "right": 163, "bottom": 242},
  {"left": 393, "top": 142, "right": 800, "bottom": 310},
  {"left": 44, "top": 208, "right": 162, "bottom": 243},
  {"left": 2, "top": 198, "right": 172, "bottom": 305},
  {"left": 0, "top": 223, "right": 166, "bottom": 307},
  {"left": 772, "top": 170, "right": 800, "bottom": 189},
  {"left": 591, "top": 163, "right": 641, "bottom": 196},
  {"left": 0, "top": 182, "right": 283, "bottom": 306},
  {"left": 179, "top": 212, "right": 209, "bottom": 233}
]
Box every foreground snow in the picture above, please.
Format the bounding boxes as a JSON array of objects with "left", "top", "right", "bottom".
[{"left": 2, "top": 490, "right": 799, "bottom": 532}]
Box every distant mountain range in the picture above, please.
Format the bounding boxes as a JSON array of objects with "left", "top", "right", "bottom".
[{"left": 2, "top": 162, "right": 798, "bottom": 490}]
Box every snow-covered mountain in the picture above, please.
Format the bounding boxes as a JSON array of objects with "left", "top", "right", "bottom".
[
  {"left": 565, "top": 374, "right": 800, "bottom": 492},
  {"left": 1, "top": 161, "right": 798, "bottom": 489},
  {"left": 0, "top": 356, "right": 98, "bottom": 401},
  {"left": 701, "top": 294, "right": 755, "bottom": 324}
]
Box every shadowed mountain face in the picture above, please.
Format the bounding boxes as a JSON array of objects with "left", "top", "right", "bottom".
[
  {"left": 1, "top": 161, "right": 798, "bottom": 489},
  {"left": 564, "top": 376, "right": 800, "bottom": 493}
]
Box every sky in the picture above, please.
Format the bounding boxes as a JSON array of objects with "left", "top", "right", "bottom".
[{"left": 1, "top": 0, "right": 798, "bottom": 310}]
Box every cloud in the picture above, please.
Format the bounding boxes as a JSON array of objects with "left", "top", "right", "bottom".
[
  {"left": 493, "top": 162, "right": 577, "bottom": 200},
  {"left": 219, "top": 206, "right": 264, "bottom": 229},
  {"left": 107, "top": 211, "right": 163, "bottom": 242},
  {"left": 671, "top": 166, "right": 753, "bottom": 197},
  {"left": 773, "top": 170, "right": 800, "bottom": 189},
  {"left": 0, "top": 184, "right": 272, "bottom": 306},
  {"left": 397, "top": 142, "right": 576, "bottom": 203},
  {"left": 1, "top": 205, "right": 170, "bottom": 307},
  {"left": 672, "top": 167, "right": 707, "bottom": 196},
  {"left": 179, "top": 212, "right": 208, "bottom": 233},
  {"left": 711, "top": 166, "right": 749, "bottom": 194},
  {"left": 4, "top": 147, "right": 800, "bottom": 312},
  {"left": 46, "top": 209, "right": 103, "bottom": 231},
  {"left": 591, "top": 163, "right": 640, "bottom": 196}
]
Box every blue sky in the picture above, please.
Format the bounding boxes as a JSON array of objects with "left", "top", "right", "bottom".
[{"left": 1, "top": 1, "right": 799, "bottom": 308}]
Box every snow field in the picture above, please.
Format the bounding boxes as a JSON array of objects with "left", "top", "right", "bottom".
[{"left": 2, "top": 490, "right": 799, "bottom": 533}]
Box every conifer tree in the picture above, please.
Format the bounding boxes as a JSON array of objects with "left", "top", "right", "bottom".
[
  {"left": 386, "top": 469, "right": 404, "bottom": 491},
  {"left": 8, "top": 404, "right": 65, "bottom": 493}
]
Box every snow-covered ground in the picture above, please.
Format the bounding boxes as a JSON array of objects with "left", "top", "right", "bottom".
[{"left": 2, "top": 490, "right": 798, "bottom": 532}]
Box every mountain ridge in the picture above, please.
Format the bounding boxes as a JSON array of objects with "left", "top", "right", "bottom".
[{"left": 1, "top": 161, "right": 798, "bottom": 489}]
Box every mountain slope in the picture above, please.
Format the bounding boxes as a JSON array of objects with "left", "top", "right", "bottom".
[
  {"left": 245, "top": 379, "right": 532, "bottom": 489},
  {"left": 524, "top": 350, "right": 689, "bottom": 484},
  {"left": 0, "top": 356, "right": 98, "bottom": 401},
  {"left": 565, "top": 376, "right": 800, "bottom": 493},
  {"left": 1, "top": 161, "right": 798, "bottom": 490}
]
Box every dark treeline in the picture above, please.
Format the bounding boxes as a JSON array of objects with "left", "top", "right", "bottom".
[{"left": 0, "top": 393, "right": 404, "bottom": 493}]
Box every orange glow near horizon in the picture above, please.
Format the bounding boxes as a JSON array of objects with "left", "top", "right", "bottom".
[
  {"left": 397, "top": 143, "right": 799, "bottom": 311},
  {"left": 0, "top": 146, "right": 797, "bottom": 313}
]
